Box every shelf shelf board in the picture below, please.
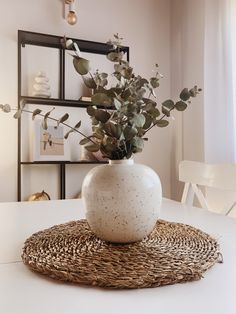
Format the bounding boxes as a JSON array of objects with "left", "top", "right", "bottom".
[
  {"left": 18, "top": 30, "right": 129, "bottom": 57},
  {"left": 20, "top": 96, "right": 114, "bottom": 110},
  {"left": 20, "top": 96, "right": 115, "bottom": 110},
  {"left": 21, "top": 161, "right": 108, "bottom": 165}
]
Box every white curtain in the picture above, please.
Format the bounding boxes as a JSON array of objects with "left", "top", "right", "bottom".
[
  {"left": 203, "top": 0, "right": 236, "bottom": 215},
  {"left": 170, "top": 0, "right": 236, "bottom": 202},
  {"left": 204, "top": 0, "right": 236, "bottom": 163}
]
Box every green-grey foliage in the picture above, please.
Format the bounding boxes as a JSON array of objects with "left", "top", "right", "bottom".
[
  {"left": 67, "top": 34, "right": 201, "bottom": 160},
  {"left": 1, "top": 34, "right": 201, "bottom": 161}
]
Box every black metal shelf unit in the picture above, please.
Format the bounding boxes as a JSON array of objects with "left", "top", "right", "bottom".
[{"left": 17, "top": 30, "right": 129, "bottom": 201}]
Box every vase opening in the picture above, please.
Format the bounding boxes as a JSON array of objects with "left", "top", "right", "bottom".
[{"left": 109, "top": 159, "right": 134, "bottom": 165}]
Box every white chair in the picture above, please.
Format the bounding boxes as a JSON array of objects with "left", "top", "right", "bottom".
[{"left": 179, "top": 160, "right": 236, "bottom": 215}]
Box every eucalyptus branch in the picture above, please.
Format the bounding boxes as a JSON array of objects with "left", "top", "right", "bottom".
[
  {"left": 147, "top": 90, "right": 152, "bottom": 99},
  {"left": 144, "top": 105, "right": 176, "bottom": 134},
  {"left": 12, "top": 108, "right": 97, "bottom": 145},
  {"left": 1, "top": 34, "right": 200, "bottom": 161},
  {"left": 88, "top": 71, "right": 94, "bottom": 80}
]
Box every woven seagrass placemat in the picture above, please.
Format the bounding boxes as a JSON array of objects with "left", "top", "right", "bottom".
[{"left": 22, "top": 219, "right": 222, "bottom": 289}]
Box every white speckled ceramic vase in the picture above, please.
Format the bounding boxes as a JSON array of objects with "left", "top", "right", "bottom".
[{"left": 82, "top": 159, "right": 162, "bottom": 243}]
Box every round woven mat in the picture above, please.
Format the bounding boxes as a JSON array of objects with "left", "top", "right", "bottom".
[{"left": 22, "top": 219, "right": 221, "bottom": 289}]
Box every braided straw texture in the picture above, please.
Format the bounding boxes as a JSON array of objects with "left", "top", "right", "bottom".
[{"left": 22, "top": 219, "right": 221, "bottom": 289}]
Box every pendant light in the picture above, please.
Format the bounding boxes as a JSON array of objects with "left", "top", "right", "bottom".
[{"left": 64, "top": 0, "right": 77, "bottom": 25}]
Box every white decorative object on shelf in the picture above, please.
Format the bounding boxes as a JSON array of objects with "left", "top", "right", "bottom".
[
  {"left": 32, "top": 71, "right": 51, "bottom": 98},
  {"left": 82, "top": 159, "right": 162, "bottom": 243}
]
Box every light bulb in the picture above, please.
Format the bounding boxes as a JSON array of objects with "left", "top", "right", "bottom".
[
  {"left": 66, "top": 2, "right": 77, "bottom": 25},
  {"left": 67, "top": 10, "right": 77, "bottom": 25}
]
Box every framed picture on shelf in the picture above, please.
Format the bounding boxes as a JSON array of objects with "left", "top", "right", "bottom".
[{"left": 32, "top": 121, "right": 69, "bottom": 161}]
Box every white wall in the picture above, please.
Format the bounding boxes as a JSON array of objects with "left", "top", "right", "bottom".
[{"left": 0, "top": 0, "right": 171, "bottom": 201}]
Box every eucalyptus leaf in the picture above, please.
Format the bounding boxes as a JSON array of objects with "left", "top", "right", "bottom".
[
  {"left": 155, "top": 119, "right": 169, "bottom": 127},
  {"left": 106, "top": 87, "right": 122, "bottom": 98},
  {"left": 64, "top": 129, "right": 74, "bottom": 139},
  {"left": 91, "top": 117, "right": 99, "bottom": 125},
  {"left": 74, "top": 121, "right": 81, "bottom": 128},
  {"left": 2, "top": 104, "right": 11, "bottom": 113},
  {"left": 107, "top": 51, "right": 123, "bottom": 62},
  {"left": 95, "top": 110, "right": 111, "bottom": 123},
  {"left": 91, "top": 93, "right": 112, "bottom": 106},
  {"left": 42, "top": 113, "right": 49, "bottom": 130},
  {"left": 113, "top": 98, "right": 122, "bottom": 110},
  {"left": 121, "top": 88, "right": 132, "bottom": 100},
  {"left": 101, "top": 142, "right": 117, "bottom": 153},
  {"left": 142, "top": 98, "right": 156, "bottom": 105},
  {"left": 82, "top": 76, "right": 97, "bottom": 89},
  {"left": 114, "top": 64, "right": 123, "bottom": 73},
  {"left": 150, "top": 77, "right": 159, "bottom": 88},
  {"left": 114, "top": 125, "right": 122, "bottom": 139},
  {"left": 142, "top": 113, "right": 153, "bottom": 130},
  {"left": 79, "top": 138, "right": 90, "bottom": 145},
  {"left": 65, "top": 38, "right": 73, "bottom": 49},
  {"left": 136, "top": 87, "right": 146, "bottom": 99},
  {"left": 131, "top": 113, "right": 146, "bottom": 128},
  {"left": 121, "top": 67, "right": 133, "bottom": 79},
  {"left": 100, "top": 73, "right": 108, "bottom": 79},
  {"left": 126, "top": 103, "right": 136, "bottom": 113},
  {"left": 32, "top": 109, "right": 42, "bottom": 120},
  {"left": 13, "top": 109, "right": 22, "bottom": 119},
  {"left": 73, "top": 57, "right": 90, "bottom": 75},
  {"left": 85, "top": 143, "right": 100, "bottom": 152},
  {"left": 57, "top": 113, "right": 69, "bottom": 127},
  {"left": 103, "top": 122, "right": 121, "bottom": 138},
  {"left": 180, "top": 88, "right": 191, "bottom": 101},
  {"left": 42, "top": 119, "right": 47, "bottom": 130},
  {"left": 162, "top": 106, "right": 170, "bottom": 117},
  {"left": 136, "top": 78, "right": 149, "bottom": 89},
  {"left": 113, "top": 72, "right": 121, "bottom": 81},
  {"left": 87, "top": 106, "right": 96, "bottom": 117},
  {"left": 189, "top": 86, "right": 199, "bottom": 97},
  {"left": 93, "top": 127, "right": 104, "bottom": 138},
  {"left": 93, "top": 131, "right": 104, "bottom": 140},
  {"left": 124, "top": 126, "right": 138, "bottom": 140},
  {"left": 41, "top": 108, "right": 54, "bottom": 130},
  {"left": 175, "top": 101, "right": 187, "bottom": 111},
  {"left": 148, "top": 107, "right": 160, "bottom": 118},
  {"left": 162, "top": 99, "right": 174, "bottom": 109},
  {"left": 20, "top": 99, "right": 26, "bottom": 109},
  {"left": 132, "top": 137, "right": 144, "bottom": 153},
  {"left": 100, "top": 79, "right": 108, "bottom": 87}
]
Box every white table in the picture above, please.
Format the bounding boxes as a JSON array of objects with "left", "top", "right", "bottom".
[{"left": 0, "top": 198, "right": 236, "bottom": 314}]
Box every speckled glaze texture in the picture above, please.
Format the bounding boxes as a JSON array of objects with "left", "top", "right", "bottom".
[{"left": 82, "top": 159, "right": 162, "bottom": 243}]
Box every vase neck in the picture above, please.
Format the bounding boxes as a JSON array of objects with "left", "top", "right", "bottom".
[{"left": 109, "top": 159, "right": 134, "bottom": 165}]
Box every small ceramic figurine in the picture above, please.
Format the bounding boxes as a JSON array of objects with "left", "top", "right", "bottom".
[{"left": 32, "top": 71, "right": 51, "bottom": 98}]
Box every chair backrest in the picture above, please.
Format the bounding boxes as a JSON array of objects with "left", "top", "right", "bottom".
[{"left": 179, "top": 160, "right": 236, "bottom": 214}]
